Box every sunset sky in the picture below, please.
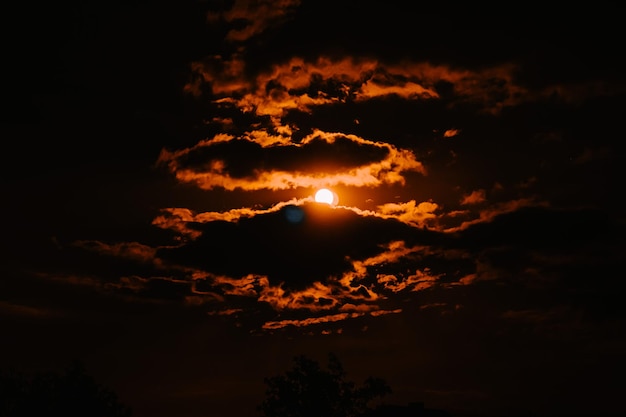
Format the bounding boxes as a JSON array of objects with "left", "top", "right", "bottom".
[{"left": 3, "top": 3, "right": 625, "bottom": 417}]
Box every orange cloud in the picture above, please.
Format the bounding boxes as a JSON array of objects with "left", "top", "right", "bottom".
[
  {"left": 339, "top": 241, "right": 428, "bottom": 290},
  {"left": 206, "top": 308, "right": 244, "bottom": 316},
  {"left": 157, "top": 129, "right": 425, "bottom": 191},
  {"left": 237, "top": 90, "right": 336, "bottom": 118},
  {"left": 185, "top": 56, "right": 250, "bottom": 97},
  {"left": 370, "top": 309, "right": 402, "bottom": 317},
  {"left": 187, "top": 50, "right": 625, "bottom": 136},
  {"left": 207, "top": 0, "right": 301, "bottom": 42},
  {"left": 258, "top": 281, "right": 339, "bottom": 311},
  {"left": 205, "top": 269, "right": 367, "bottom": 314},
  {"left": 208, "top": 273, "right": 270, "bottom": 298},
  {"left": 152, "top": 197, "right": 442, "bottom": 245},
  {"left": 151, "top": 208, "right": 205, "bottom": 240},
  {"left": 141, "top": 236, "right": 443, "bottom": 328},
  {"left": 443, "top": 129, "right": 460, "bottom": 138},
  {"left": 339, "top": 303, "right": 383, "bottom": 313},
  {"left": 377, "top": 269, "right": 440, "bottom": 293},
  {"left": 443, "top": 197, "right": 546, "bottom": 232},
  {"left": 357, "top": 78, "right": 438, "bottom": 100},
  {"left": 262, "top": 312, "right": 362, "bottom": 330},
  {"left": 261, "top": 308, "right": 404, "bottom": 330},
  {"left": 186, "top": 55, "right": 534, "bottom": 118},
  {"left": 376, "top": 200, "right": 439, "bottom": 227},
  {"left": 152, "top": 198, "right": 307, "bottom": 238},
  {"left": 460, "top": 189, "right": 487, "bottom": 205}
]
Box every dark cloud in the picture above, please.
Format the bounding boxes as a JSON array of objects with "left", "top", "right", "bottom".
[
  {"left": 456, "top": 206, "right": 620, "bottom": 251},
  {"left": 170, "top": 133, "right": 390, "bottom": 177},
  {"left": 158, "top": 202, "right": 421, "bottom": 289},
  {"left": 449, "top": 206, "right": 626, "bottom": 325}
]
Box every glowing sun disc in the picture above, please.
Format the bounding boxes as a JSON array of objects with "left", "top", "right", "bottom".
[{"left": 314, "top": 188, "right": 335, "bottom": 205}]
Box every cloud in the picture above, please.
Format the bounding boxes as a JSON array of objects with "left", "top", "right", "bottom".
[
  {"left": 54, "top": 198, "right": 623, "bottom": 332},
  {"left": 540, "top": 80, "right": 626, "bottom": 104},
  {"left": 378, "top": 270, "right": 440, "bottom": 293},
  {"left": 207, "top": 0, "right": 301, "bottom": 42},
  {"left": 185, "top": 55, "right": 251, "bottom": 97},
  {"left": 338, "top": 240, "right": 431, "bottom": 291},
  {"left": 357, "top": 78, "right": 438, "bottom": 100},
  {"left": 155, "top": 202, "right": 419, "bottom": 290},
  {"left": 376, "top": 200, "right": 439, "bottom": 227},
  {"left": 157, "top": 129, "right": 425, "bottom": 191},
  {"left": 460, "top": 189, "right": 486, "bottom": 205},
  {"left": 257, "top": 281, "right": 339, "bottom": 311},
  {"left": 140, "top": 200, "right": 457, "bottom": 326},
  {"left": 455, "top": 206, "right": 617, "bottom": 250},
  {"left": 187, "top": 56, "right": 531, "bottom": 118},
  {"left": 443, "top": 129, "right": 460, "bottom": 138},
  {"left": 35, "top": 273, "right": 105, "bottom": 289},
  {"left": 451, "top": 206, "right": 625, "bottom": 299},
  {"left": 0, "top": 301, "right": 61, "bottom": 318},
  {"left": 186, "top": 49, "right": 626, "bottom": 141},
  {"left": 443, "top": 197, "right": 543, "bottom": 232},
  {"left": 45, "top": 11, "right": 626, "bottom": 333},
  {"left": 262, "top": 312, "right": 362, "bottom": 330},
  {"left": 72, "top": 240, "right": 158, "bottom": 263},
  {"left": 262, "top": 308, "right": 403, "bottom": 331}
]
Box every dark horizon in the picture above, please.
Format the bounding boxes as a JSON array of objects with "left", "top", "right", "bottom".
[{"left": 3, "top": 356, "right": 623, "bottom": 417}]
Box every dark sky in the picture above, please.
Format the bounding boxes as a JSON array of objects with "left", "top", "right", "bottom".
[{"left": 3, "top": 3, "right": 626, "bottom": 417}]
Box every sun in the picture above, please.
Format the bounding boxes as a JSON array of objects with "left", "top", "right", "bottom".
[{"left": 314, "top": 188, "right": 338, "bottom": 205}]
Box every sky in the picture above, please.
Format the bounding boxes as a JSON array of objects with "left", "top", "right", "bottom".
[{"left": 2, "top": 2, "right": 626, "bottom": 417}]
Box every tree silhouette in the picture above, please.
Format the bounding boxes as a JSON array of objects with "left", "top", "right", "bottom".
[
  {"left": 259, "top": 353, "right": 391, "bottom": 417},
  {"left": 0, "top": 360, "right": 132, "bottom": 417}
]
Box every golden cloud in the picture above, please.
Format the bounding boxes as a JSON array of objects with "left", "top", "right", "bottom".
[
  {"left": 377, "top": 269, "right": 440, "bottom": 293},
  {"left": 157, "top": 129, "right": 425, "bottom": 191},
  {"left": 262, "top": 312, "right": 361, "bottom": 330},
  {"left": 376, "top": 200, "right": 439, "bottom": 227},
  {"left": 186, "top": 55, "right": 534, "bottom": 118}
]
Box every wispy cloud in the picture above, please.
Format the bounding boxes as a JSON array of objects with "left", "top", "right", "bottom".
[{"left": 0, "top": 301, "right": 62, "bottom": 318}]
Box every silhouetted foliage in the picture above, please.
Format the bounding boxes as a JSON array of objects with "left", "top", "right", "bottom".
[
  {"left": 259, "top": 353, "right": 391, "bottom": 417},
  {"left": 0, "top": 360, "right": 132, "bottom": 417}
]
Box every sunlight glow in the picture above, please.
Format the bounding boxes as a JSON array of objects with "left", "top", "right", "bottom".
[{"left": 315, "top": 188, "right": 337, "bottom": 205}]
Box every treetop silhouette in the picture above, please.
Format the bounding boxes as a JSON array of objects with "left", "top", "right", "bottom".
[
  {"left": 259, "top": 353, "right": 391, "bottom": 417},
  {"left": 0, "top": 360, "right": 131, "bottom": 417}
]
